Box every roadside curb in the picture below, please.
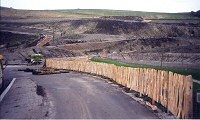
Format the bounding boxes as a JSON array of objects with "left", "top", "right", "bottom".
[{"left": 0, "top": 78, "right": 16, "bottom": 102}]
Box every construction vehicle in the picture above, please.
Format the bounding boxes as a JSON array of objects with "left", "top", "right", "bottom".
[{"left": 0, "top": 54, "right": 5, "bottom": 88}]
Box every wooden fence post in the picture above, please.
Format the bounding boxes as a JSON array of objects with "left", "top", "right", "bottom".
[{"left": 184, "top": 75, "right": 193, "bottom": 118}]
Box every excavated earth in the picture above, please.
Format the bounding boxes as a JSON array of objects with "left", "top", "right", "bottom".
[{"left": 0, "top": 17, "right": 200, "bottom": 69}]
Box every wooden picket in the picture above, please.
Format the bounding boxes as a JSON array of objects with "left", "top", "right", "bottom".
[{"left": 45, "top": 58, "right": 193, "bottom": 118}]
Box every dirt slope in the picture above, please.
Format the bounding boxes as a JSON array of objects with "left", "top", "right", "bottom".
[{"left": 0, "top": 12, "right": 200, "bottom": 69}]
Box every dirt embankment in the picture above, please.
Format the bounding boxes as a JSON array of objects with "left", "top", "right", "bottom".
[
  {"left": 0, "top": 31, "right": 38, "bottom": 48},
  {"left": 0, "top": 18, "right": 200, "bottom": 68},
  {"left": 1, "top": 19, "right": 200, "bottom": 39},
  {"left": 84, "top": 19, "right": 200, "bottom": 37},
  {"left": 61, "top": 37, "right": 200, "bottom": 53}
]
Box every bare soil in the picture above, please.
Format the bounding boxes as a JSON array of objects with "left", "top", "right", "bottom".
[{"left": 0, "top": 10, "right": 200, "bottom": 70}]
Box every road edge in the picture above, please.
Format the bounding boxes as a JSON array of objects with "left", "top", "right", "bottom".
[
  {"left": 193, "top": 79, "right": 200, "bottom": 85},
  {"left": 0, "top": 78, "right": 16, "bottom": 102}
]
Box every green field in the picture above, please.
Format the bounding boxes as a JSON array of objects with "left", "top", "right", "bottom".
[
  {"left": 54, "top": 9, "right": 191, "bottom": 18},
  {"left": 1, "top": 7, "right": 199, "bottom": 20},
  {"left": 51, "top": 9, "right": 198, "bottom": 19}
]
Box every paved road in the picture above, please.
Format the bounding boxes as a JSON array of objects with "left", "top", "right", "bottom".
[{"left": 1, "top": 65, "right": 158, "bottom": 119}]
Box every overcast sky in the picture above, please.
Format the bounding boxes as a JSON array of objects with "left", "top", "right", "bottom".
[{"left": 1, "top": 0, "right": 200, "bottom": 13}]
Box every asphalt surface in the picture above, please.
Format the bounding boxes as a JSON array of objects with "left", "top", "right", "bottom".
[{"left": 1, "top": 65, "right": 158, "bottom": 119}]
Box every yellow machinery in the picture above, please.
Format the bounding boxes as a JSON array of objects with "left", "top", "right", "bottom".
[{"left": 0, "top": 54, "right": 5, "bottom": 88}]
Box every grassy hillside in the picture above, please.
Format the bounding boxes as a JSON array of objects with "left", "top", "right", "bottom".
[
  {"left": 56, "top": 9, "right": 196, "bottom": 19},
  {"left": 0, "top": 7, "right": 199, "bottom": 19}
]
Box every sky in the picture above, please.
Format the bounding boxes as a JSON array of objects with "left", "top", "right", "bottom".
[{"left": 1, "top": 0, "right": 200, "bottom": 13}]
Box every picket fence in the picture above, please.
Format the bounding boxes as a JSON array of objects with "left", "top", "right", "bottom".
[{"left": 46, "top": 58, "right": 193, "bottom": 118}]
